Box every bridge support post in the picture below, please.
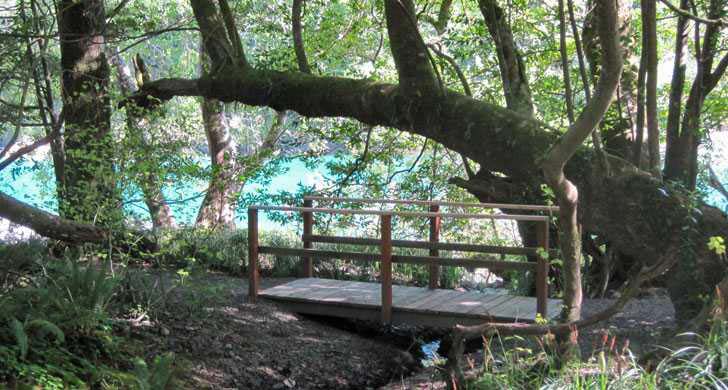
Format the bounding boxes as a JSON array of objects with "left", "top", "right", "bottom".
[
  {"left": 248, "top": 207, "right": 259, "bottom": 303},
  {"left": 380, "top": 214, "right": 393, "bottom": 324},
  {"left": 536, "top": 220, "right": 550, "bottom": 319},
  {"left": 428, "top": 204, "right": 441, "bottom": 289},
  {"left": 302, "top": 198, "right": 313, "bottom": 277}
]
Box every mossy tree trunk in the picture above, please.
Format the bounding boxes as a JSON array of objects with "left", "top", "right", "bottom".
[{"left": 56, "top": 0, "right": 121, "bottom": 226}]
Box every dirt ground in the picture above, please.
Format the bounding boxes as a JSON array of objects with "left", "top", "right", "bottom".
[
  {"left": 126, "top": 271, "right": 676, "bottom": 389},
  {"left": 128, "top": 274, "right": 417, "bottom": 389}
]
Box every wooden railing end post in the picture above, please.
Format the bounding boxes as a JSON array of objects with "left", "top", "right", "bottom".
[
  {"left": 428, "top": 204, "right": 441, "bottom": 289},
  {"left": 302, "top": 198, "right": 313, "bottom": 277},
  {"left": 380, "top": 213, "right": 393, "bottom": 324},
  {"left": 248, "top": 207, "right": 260, "bottom": 303}
]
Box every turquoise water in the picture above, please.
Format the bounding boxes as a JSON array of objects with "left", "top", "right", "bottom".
[
  {"left": 1, "top": 152, "right": 726, "bottom": 232},
  {"left": 0, "top": 155, "right": 325, "bottom": 231}
]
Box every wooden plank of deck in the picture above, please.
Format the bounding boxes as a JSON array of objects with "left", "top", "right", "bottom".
[
  {"left": 429, "top": 290, "right": 509, "bottom": 315},
  {"left": 259, "top": 278, "right": 561, "bottom": 324}
]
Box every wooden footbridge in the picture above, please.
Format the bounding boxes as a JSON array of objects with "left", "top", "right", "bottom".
[{"left": 247, "top": 196, "right": 562, "bottom": 327}]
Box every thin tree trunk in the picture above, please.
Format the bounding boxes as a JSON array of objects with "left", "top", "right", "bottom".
[
  {"left": 110, "top": 50, "right": 176, "bottom": 230},
  {"left": 292, "top": 0, "right": 311, "bottom": 74},
  {"left": 643, "top": 0, "right": 661, "bottom": 177},
  {"left": 24, "top": 0, "right": 65, "bottom": 211},
  {"left": 542, "top": 0, "right": 623, "bottom": 324},
  {"left": 633, "top": 48, "right": 646, "bottom": 167},
  {"left": 479, "top": 0, "right": 534, "bottom": 116},
  {"left": 663, "top": 0, "right": 690, "bottom": 181},
  {"left": 582, "top": 0, "right": 635, "bottom": 160},
  {"left": 558, "top": 0, "right": 575, "bottom": 124},
  {"left": 196, "top": 97, "right": 238, "bottom": 230}
]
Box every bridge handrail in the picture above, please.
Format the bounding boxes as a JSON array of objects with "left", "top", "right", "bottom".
[
  {"left": 251, "top": 205, "right": 550, "bottom": 222},
  {"left": 303, "top": 195, "right": 560, "bottom": 213},
  {"left": 247, "top": 200, "right": 552, "bottom": 324}
]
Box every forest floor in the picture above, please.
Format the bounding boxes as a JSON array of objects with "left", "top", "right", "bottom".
[
  {"left": 127, "top": 270, "right": 676, "bottom": 389},
  {"left": 127, "top": 272, "right": 418, "bottom": 389}
]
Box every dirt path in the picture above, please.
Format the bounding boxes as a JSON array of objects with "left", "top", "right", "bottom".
[{"left": 128, "top": 273, "right": 415, "bottom": 389}]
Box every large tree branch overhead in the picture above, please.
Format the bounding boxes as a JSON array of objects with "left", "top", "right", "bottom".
[
  {"left": 123, "top": 0, "right": 728, "bottom": 326},
  {"left": 133, "top": 71, "right": 548, "bottom": 180}
]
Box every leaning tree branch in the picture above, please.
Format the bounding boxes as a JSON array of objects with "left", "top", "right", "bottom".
[
  {"left": 0, "top": 191, "right": 107, "bottom": 243},
  {"left": 384, "top": 0, "right": 440, "bottom": 96},
  {"left": 0, "top": 130, "right": 59, "bottom": 172},
  {"left": 658, "top": 0, "right": 727, "bottom": 26},
  {"left": 292, "top": 0, "right": 311, "bottom": 74},
  {"left": 216, "top": 0, "right": 247, "bottom": 66}
]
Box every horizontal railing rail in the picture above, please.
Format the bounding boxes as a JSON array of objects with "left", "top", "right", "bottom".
[
  {"left": 302, "top": 234, "right": 559, "bottom": 257},
  {"left": 248, "top": 198, "right": 554, "bottom": 324},
  {"left": 303, "top": 196, "right": 560, "bottom": 213},
  {"left": 258, "top": 246, "right": 538, "bottom": 271},
  {"left": 251, "top": 205, "right": 550, "bottom": 222}
]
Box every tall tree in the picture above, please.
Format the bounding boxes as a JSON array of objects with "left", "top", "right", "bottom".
[{"left": 56, "top": 0, "right": 121, "bottom": 225}]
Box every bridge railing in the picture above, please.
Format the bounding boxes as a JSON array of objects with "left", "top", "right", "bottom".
[{"left": 247, "top": 197, "right": 558, "bottom": 323}]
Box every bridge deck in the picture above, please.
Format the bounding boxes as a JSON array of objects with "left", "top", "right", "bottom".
[{"left": 259, "top": 278, "right": 562, "bottom": 327}]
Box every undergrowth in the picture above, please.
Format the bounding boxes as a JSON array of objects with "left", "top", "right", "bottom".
[
  {"left": 467, "top": 322, "right": 728, "bottom": 389},
  {"left": 0, "top": 241, "right": 176, "bottom": 389}
]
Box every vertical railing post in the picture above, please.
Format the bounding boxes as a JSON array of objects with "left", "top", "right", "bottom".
[
  {"left": 302, "top": 198, "right": 313, "bottom": 277},
  {"left": 428, "top": 204, "right": 441, "bottom": 289},
  {"left": 248, "top": 207, "right": 259, "bottom": 303},
  {"left": 535, "top": 219, "right": 550, "bottom": 319},
  {"left": 380, "top": 214, "right": 393, "bottom": 324}
]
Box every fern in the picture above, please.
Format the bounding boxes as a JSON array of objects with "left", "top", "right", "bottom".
[
  {"left": 132, "top": 353, "right": 175, "bottom": 390},
  {"left": 148, "top": 353, "right": 175, "bottom": 389},
  {"left": 10, "top": 318, "right": 28, "bottom": 359},
  {"left": 26, "top": 319, "right": 65, "bottom": 344}
]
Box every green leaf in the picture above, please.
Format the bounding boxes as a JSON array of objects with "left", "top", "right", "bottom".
[{"left": 708, "top": 236, "right": 725, "bottom": 256}]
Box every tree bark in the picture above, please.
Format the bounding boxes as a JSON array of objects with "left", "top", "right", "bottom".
[
  {"left": 478, "top": 0, "right": 534, "bottom": 116},
  {"left": 56, "top": 0, "right": 121, "bottom": 225},
  {"left": 195, "top": 96, "right": 238, "bottom": 230},
  {"left": 0, "top": 191, "right": 106, "bottom": 243},
  {"left": 663, "top": 0, "right": 690, "bottom": 182}
]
